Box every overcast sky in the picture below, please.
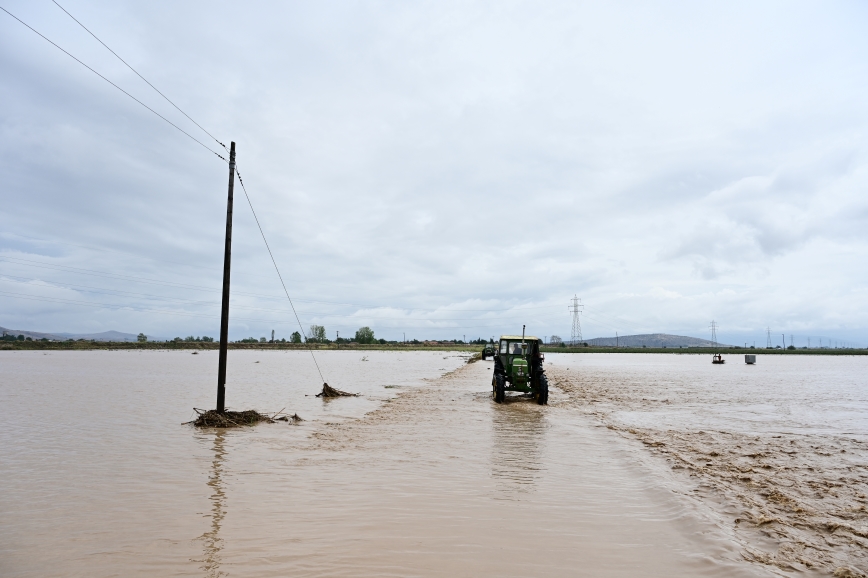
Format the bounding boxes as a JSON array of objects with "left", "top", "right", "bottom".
[{"left": 1, "top": 1, "right": 867, "bottom": 346}]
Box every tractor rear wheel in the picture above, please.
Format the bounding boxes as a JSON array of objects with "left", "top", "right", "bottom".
[
  {"left": 536, "top": 374, "right": 549, "bottom": 405},
  {"left": 494, "top": 374, "right": 505, "bottom": 404}
]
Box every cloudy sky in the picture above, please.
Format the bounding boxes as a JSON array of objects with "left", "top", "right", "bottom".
[{"left": 1, "top": 1, "right": 867, "bottom": 346}]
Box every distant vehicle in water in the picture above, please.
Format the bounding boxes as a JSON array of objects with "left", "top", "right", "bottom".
[
  {"left": 710, "top": 320, "right": 724, "bottom": 364},
  {"left": 492, "top": 326, "right": 548, "bottom": 405}
]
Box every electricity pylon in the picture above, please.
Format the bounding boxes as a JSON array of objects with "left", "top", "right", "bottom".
[{"left": 569, "top": 295, "right": 583, "bottom": 345}]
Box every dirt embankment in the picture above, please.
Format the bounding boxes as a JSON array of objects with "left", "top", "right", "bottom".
[
  {"left": 0, "top": 341, "right": 483, "bottom": 352},
  {"left": 548, "top": 365, "right": 868, "bottom": 577}
]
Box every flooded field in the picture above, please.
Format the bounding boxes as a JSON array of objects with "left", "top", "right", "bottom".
[
  {"left": 1, "top": 350, "right": 864, "bottom": 576},
  {"left": 548, "top": 353, "right": 868, "bottom": 576}
]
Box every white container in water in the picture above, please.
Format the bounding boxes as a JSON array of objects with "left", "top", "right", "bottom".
[{"left": 745, "top": 354, "right": 756, "bottom": 365}]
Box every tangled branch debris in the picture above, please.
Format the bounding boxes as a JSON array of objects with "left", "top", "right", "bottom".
[
  {"left": 316, "top": 383, "right": 358, "bottom": 398},
  {"left": 192, "top": 408, "right": 273, "bottom": 428}
]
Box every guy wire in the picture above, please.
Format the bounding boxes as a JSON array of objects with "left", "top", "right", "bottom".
[{"left": 235, "top": 166, "right": 327, "bottom": 384}]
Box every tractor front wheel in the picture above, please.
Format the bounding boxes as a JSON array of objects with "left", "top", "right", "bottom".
[
  {"left": 536, "top": 374, "right": 549, "bottom": 405},
  {"left": 494, "top": 374, "right": 505, "bottom": 404}
]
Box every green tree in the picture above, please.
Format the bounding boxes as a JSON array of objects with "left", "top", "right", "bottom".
[
  {"left": 308, "top": 325, "right": 326, "bottom": 342},
  {"left": 137, "top": 333, "right": 147, "bottom": 342},
  {"left": 355, "top": 326, "right": 375, "bottom": 344},
  {"left": 291, "top": 331, "right": 302, "bottom": 343}
]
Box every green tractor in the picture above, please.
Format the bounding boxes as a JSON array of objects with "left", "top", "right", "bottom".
[
  {"left": 480, "top": 339, "right": 496, "bottom": 360},
  {"left": 491, "top": 326, "right": 548, "bottom": 405}
]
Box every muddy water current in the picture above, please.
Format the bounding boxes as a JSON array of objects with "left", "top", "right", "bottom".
[
  {"left": 2, "top": 350, "right": 861, "bottom": 576},
  {"left": 547, "top": 352, "right": 868, "bottom": 576}
]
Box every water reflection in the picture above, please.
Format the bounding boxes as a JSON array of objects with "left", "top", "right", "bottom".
[
  {"left": 198, "top": 431, "right": 227, "bottom": 578},
  {"left": 490, "top": 399, "right": 547, "bottom": 494}
]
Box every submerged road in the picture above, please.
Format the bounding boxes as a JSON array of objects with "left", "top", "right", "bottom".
[
  {"left": 219, "top": 359, "right": 771, "bottom": 577},
  {"left": 1, "top": 351, "right": 777, "bottom": 577}
]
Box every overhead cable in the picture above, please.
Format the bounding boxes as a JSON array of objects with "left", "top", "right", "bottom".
[
  {"left": 50, "top": 0, "right": 228, "bottom": 152},
  {"left": 0, "top": 6, "right": 227, "bottom": 162}
]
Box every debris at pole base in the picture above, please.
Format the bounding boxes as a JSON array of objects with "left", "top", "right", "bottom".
[
  {"left": 192, "top": 408, "right": 273, "bottom": 428},
  {"left": 316, "top": 383, "right": 358, "bottom": 398}
]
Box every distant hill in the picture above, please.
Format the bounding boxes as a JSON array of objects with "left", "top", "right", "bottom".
[
  {"left": 0, "top": 326, "right": 141, "bottom": 342},
  {"left": 583, "top": 333, "right": 726, "bottom": 347}
]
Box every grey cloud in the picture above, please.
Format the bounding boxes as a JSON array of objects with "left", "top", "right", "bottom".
[{"left": 1, "top": 0, "right": 867, "bottom": 345}]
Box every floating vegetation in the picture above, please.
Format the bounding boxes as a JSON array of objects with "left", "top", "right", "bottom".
[
  {"left": 191, "top": 408, "right": 273, "bottom": 428},
  {"left": 275, "top": 413, "right": 304, "bottom": 423},
  {"left": 316, "top": 383, "right": 358, "bottom": 398}
]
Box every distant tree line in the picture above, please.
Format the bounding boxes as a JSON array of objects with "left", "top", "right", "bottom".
[{"left": 1, "top": 334, "right": 46, "bottom": 342}]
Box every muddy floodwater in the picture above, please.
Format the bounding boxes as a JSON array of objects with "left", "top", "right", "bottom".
[{"left": 1, "top": 351, "right": 865, "bottom": 576}]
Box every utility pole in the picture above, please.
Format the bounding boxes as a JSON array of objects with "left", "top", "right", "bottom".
[
  {"left": 216, "top": 142, "right": 236, "bottom": 413},
  {"left": 766, "top": 327, "right": 772, "bottom": 349},
  {"left": 616, "top": 331, "right": 619, "bottom": 348},
  {"left": 271, "top": 329, "right": 275, "bottom": 343},
  {"left": 782, "top": 334, "right": 785, "bottom": 349},
  {"left": 569, "top": 295, "right": 583, "bottom": 345}
]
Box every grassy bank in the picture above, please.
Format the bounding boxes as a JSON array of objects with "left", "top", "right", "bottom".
[
  {"left": 540, "top": 346, "right": 867, "bottom": 355},
  {"left": 0, "top": 340, "right": 483, "bottom": 352},
  {"left": 1, "top": 341, "right": 863, "bottom": 355}
]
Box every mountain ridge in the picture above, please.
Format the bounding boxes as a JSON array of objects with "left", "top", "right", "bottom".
[
  {"left": 0, "top": 326, "right": 140, "bottom": 342},
  {"left": 583, "top": 333, "right": 727, "bottom": 347}
]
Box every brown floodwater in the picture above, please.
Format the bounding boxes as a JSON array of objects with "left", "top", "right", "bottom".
[
  {"left": 547, "top": 352, "right": 868, "bottom": 576},
  {"left": 4, "top": 350, "right": 847, "bottom": 576}
]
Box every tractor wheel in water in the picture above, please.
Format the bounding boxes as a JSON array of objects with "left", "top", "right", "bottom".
[
  {"left": 494, "top": 374, "right": 505, "bottom": 404},
  {"left": 536, "top": 374, "right": 549, "bottom": 405}
]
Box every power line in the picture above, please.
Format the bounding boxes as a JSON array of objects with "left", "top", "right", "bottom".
[
  {"left": 50, "top": 0, "right": 227, "bottom": 152},
  {"left": 0, "top": 6, "right": 227, "bottom": 162}
]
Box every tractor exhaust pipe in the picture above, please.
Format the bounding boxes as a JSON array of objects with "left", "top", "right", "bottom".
[{"left": 522, "top": 325, "right": 526, "bottom": 353}]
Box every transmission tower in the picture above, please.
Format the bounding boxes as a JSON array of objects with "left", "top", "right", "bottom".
[
  {"left": 710, "top": 320, "right": 719, "bottom": 349},
  {"left": 569, "top": 295, "right": 584, "bottom": 345},
  {"left": 766, "top": 327, "right": 772, "bottom": 349}
]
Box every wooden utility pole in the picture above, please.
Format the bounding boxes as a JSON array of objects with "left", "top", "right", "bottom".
[{"left": 216, "top": 142, "right": 236, "bottom": 413}]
